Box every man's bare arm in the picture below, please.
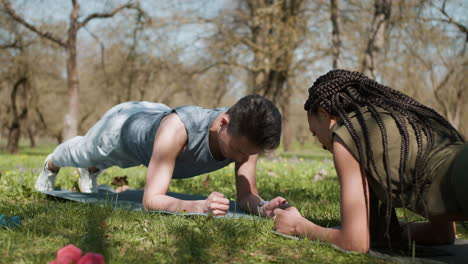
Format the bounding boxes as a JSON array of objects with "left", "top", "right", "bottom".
[{"left": 142, "top": 113, "right": 229, "bottom": 215}]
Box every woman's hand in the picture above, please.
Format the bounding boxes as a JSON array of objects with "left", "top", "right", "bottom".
[
  {"left": 273, "top": 206, "right": 304, "bottom": 236},
  {"left": 261, "top": 196, "right": 289, "bottom": 217},
  {"left": 203, "top": 192, "right": 230, "bottom": 216}
]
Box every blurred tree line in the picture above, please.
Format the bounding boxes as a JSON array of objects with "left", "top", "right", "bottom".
[{"left": 0, "top": 0, "right": 466, "bottom": 153}]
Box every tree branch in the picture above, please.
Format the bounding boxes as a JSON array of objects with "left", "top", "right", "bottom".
[
  {"left": 433, "top": 68, "right": 454, "bottom": 116},
  {"left": 2, "top": 0, "right": 67, "bottom": 48},
  {"left": 0, "top": 39, "right": 35, "bottom": 50},
  {"left": 438, "top": 2, "right": 467, "bottom": 35},
  {"left": 0, "top": 40, "right": 19, "bottom": 49},
  {"left": 79, "top": 3, "right": 144, "bottom": 28},
  {"left": 426, "top": 0, "right": 467, "bottom": 41},
  {"left": 417, "top": 17, "right": 467, "bottom": 35}
]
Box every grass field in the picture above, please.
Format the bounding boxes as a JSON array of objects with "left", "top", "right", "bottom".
[{"left": 0, "top": 144, "right": 466, "bottom": 263}]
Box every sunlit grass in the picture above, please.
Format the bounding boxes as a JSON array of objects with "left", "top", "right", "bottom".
[{"left": 0, "top": 143, "right": 466, "bottom": 263}]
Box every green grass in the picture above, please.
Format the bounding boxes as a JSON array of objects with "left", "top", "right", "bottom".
[{"left": 0, "top": 144, "right": 466, "bottom": 263}]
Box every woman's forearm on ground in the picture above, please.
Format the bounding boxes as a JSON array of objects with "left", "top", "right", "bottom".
[
  {"left": 296, "top": 217, "right": 336, "bottom": 241},
  {"left": 143, "top": 194, "right": 204, "bottom": 213},
  {"left": 296, "top": 217, "right": 369, "bottom": 252}
]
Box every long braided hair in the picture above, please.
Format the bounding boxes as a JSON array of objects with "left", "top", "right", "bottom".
[{"left": 304, "top": 69, "right": 464, "bottom": 245}]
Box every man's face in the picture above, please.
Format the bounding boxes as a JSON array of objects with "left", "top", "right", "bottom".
[{"left": 217, "top": 127, "right": 262, "bottom": 163}]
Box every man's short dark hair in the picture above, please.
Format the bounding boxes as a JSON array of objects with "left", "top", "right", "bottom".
[{"left": 226, "top": 95, "right": 282, "bottom": 150}]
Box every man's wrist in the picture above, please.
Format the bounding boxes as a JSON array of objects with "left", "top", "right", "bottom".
[{"left": 257, "top": 200, "right": 270, "bottom": 215}]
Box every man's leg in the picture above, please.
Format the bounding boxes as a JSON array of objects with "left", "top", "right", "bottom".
[
  {"left": 35, "top": 136, "right": 101, "bottom": 192},
  {"left": 35, "top": 153, "right": 59, "bottom": 191},
  {"left": 36, "top": 154, "right": 101, "bottom": 192},
  {"left": 35, "top": 101, "right": 161, "bottom": 192}
]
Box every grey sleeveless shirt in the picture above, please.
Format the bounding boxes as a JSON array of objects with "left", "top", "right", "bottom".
[{"left": 120, "top": 105, "right": 233, "bottom": 179}]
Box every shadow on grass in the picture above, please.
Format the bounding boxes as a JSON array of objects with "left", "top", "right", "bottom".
[
  {"left": 259, "top": 178, "right": 340, "bottom": 204},
  {"left": 170, "top": 217, "right": 215, "bottom": 263},
  {"left": 2, "top": 199, "right": 113, "bottom": 260},
  {"left": 76, "top": 205, "right": 113, "bottom": 259},
  {"left": 168, "top": 217, "right": 258, "bottom": 263}
]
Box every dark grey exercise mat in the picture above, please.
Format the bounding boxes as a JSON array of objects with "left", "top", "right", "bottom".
[
  {"left": 42, "top": 185, "right": 259, "bottom": 219},
  {"left": 272, "top": 230, "right": 468, "bottom": 264}
]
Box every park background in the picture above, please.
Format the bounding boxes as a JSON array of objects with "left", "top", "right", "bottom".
[
  {"left": 0, "top": 0, "right": 466, "bottom": 152},
  {"left": 0, "top": 0, "right": 467, "bottom": 263}
]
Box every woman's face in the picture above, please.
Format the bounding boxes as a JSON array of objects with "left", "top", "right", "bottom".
[{"left": 307, "top": 108, "right": 337, "bottom": 152}]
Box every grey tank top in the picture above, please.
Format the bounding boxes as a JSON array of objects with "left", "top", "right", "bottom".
[{"left": 120, "top": 105, "right": 233, "bottom": 179}]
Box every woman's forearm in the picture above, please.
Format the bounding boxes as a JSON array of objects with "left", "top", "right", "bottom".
[
  {"left": 295, "top": 217, "right": 369, "bottom": 253},
  {"left": 296, "top": 217, "right": 336, "bottom": 241}
]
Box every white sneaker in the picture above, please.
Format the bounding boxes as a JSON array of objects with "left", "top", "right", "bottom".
[
  {"left": 78, "top": 168, "right": 102, "bottom": 193},
  {"left": 35, "top": 154, "right": 57, "bottom": 192}
]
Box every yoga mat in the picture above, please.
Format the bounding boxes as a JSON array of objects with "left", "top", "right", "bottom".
[
  {"left": 272, "top": 230, "right": 468, "bottom": 264},
  {"left": 42, "top": 185, "right": 260, "bottom": 219}
]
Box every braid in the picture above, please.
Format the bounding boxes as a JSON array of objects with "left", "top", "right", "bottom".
[
  {"left": 367, "top": 104, "right": 394, "bottom": 244},
  {"left": 304, "top": 69, "right": 465, "bottom": 247}
]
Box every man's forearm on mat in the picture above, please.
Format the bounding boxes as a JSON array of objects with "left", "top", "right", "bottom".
[
  {"left": 237, "top": 193, "right": 263, "bottom": 214},
  {"left": 143, "top": 194, "right": 204, "bottom": 213}
]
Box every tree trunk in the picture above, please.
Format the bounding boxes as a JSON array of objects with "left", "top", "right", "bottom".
[
  {"left": 247, "top": 1, "right": 299, "bottom": 152},
  {"left": 7, "top": 77, "right": 28, "bottom": 154},
  {"left": 281, "top": 95, "right": 292, "bottom": 152},
  {"left": 7, "top": 123, "right": 20, "bottom": 154},
  {"left": 361, "top": 0, "right": 391, "bottom": 78},
  {"left": 330, "top": 0, "right": 342, "bottom": 69},
  {"left": 55, "top": 133, "right": 63, "bottom": 144},
  {"left": 3, "top": 0, "right": 142, "bottom": 141},
  {"left": 0, "top": 129, "right": 3, "bottom": 151},
  {"left": 62, "top": 0, "right": 80, "bottom": 141},
  {"left": 28, "top": 127, "right": 36, "bottom": 148}
]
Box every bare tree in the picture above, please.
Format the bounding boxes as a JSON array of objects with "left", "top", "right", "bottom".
[
  {"left": 200, "top": 0, "right": 312, "bottom": 151},
  {"left": 389, "top": 0, "right": 467, "bottom": 132},
  {"left": 431, "top": 1, "right": 467, "bottom": 130},
  {"left": 330, "top": 0, "right": 342, "bottom": 69},
  {"left": 0, "top": 10, "right": 32, "bottom": 153},
  {"left": 361, "top": 0, "right": 391, "bottom": 78},
  {"left": 6, "top": 77, "right": 28, "bottom": 153},
  {"left": 2, "top": 0, "right": 145, "bottom": 140},
  {"left": 433, "top": 66, "right": 466, "bottom": 130},
  {"left": 0, "top": 33, "right": 51, "bottom": 152}
]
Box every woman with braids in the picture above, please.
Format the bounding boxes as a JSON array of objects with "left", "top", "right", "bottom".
[{"left": 273, "top": 69, "right": 467, "bottom": 252}]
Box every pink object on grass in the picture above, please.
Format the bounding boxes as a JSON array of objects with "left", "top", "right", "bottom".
[
  {"left": 77, "top": 252, "right": 105, "bottom": 264},
  {"left": 48, "top": 244, "right": 105, "bottom": 264},
  {"left": 56, "top": 244, "right": 83, "bottom": 263}
]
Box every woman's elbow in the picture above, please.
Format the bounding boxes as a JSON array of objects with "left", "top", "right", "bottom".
[
  {"left": 340, "top": 240, "right": 369, "bottom": 253},
  {"left": 335, "top": 233, "right": 370, "bottom": 253},
  {"left": 349, "top": 243, "right": 370, "bottom": 253}
]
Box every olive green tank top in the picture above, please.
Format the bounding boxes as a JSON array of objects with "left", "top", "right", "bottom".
[{"left": 331, "top": 107, "right": 466, "bottom": 217}]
